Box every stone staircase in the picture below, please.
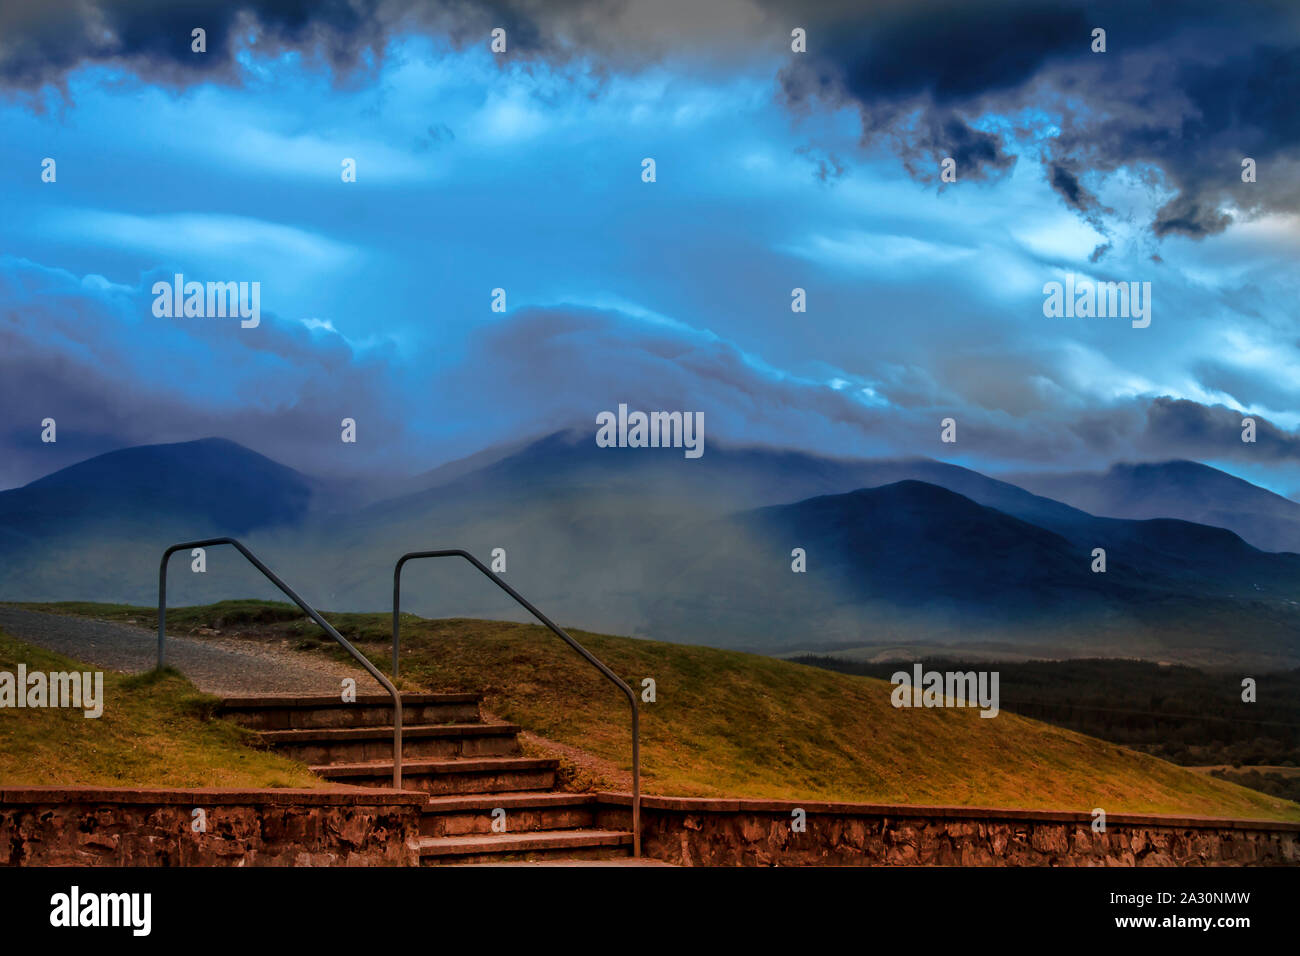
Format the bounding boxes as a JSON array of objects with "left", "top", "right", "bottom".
[{"left": 219, "top": 692, "right": 635, "bottom": 865}]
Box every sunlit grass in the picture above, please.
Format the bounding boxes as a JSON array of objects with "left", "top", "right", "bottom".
[
  {"left": 0, "top": 626, "right": 321, "bottom": 789},
  {"left": 10, "top": 600, "right": 1300, "bottom": 820}
]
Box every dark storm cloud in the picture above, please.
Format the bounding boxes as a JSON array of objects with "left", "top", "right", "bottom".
[
  {"left": 1048, "top": 162, "right": 1090, "bottom": 212},
  {"left": 776, "top": 0, "right": 1088, "bottom": 104},
  {"left": 5, "top": 1, "right": 1298, "bottom": 235},
  {"left": 905, "top": 111, "right": 1016, "bottom": 183},
  {"left": 0, "top": 0, "right": 572, "bottom": 92},
  {"left": 1047, "top": 396, "right": 1300, "bottom": 467},
  {"left": 1046, "top": 35, "right": 1300, "bottom": 239},
  {"left": 959, "top": 396, "right": 1300, "bottom": 471},
  {"left": 775, "top": 0, "right": 1300, "bottom": 236},
  {"left": 1141, "top": 397, "right": 1300, "bottom": 462},
  {"left": 0, "top": 0, "right": 385, "bottom": 89},
  {"left": 776, "top": 0, "right": 1085, "bottom": 183}
]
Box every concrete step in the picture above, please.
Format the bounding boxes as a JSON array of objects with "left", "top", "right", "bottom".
[
  {"left": 219, "top": 693, "right": 482, "bottom": 730},
  {"left": 313, "top": 756, "right": 559, "bottom": 795},
  {"left": 258, "top": 723, "right": 522, "bottom": 763},
  {"left": 421, "top": 791, "right": 598, "bottom": 836},
  {"left": 418, "top": 829, "right": 634, "bottom": 865}
]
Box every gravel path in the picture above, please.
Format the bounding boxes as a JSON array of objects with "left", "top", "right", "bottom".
[{"left": 0, "top": 607, "right": 386, "bottom": 698}]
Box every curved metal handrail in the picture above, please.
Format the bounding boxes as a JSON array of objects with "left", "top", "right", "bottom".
[
  {"left": 393, "top": 549, "right": 640, "bottom": 857},
  {"left": 159, "top": 537, "right": 403, "bottom": 789}
]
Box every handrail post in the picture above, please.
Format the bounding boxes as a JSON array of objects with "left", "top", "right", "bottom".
[
  {"left": 630, "top": 692, "right": 641, "bottom": 858},
  {"left": 159, "top": 537, "right": 403, "bottom": 790},
  {"left": 158, "top": 550, "right": 169, "bottom": 670},
  {"left": 392, "top": 557, "right": 404, "bottom": 678},
  {"left": 393, "top": 549, "right": 642, "bottom": 856}
]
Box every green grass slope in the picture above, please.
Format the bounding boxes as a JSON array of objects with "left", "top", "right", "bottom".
[
  {"left": 10, "top": 600, "right": 1300, "bottom": 821},
  {"left": 0, "top": 627, "right": 321, "bottom": 789}
]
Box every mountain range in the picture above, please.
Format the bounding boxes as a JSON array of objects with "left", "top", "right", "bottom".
[
  {"left": 1, "top": 431, "right": 1297, "bottom": 667},
  {"left": 1008, "top": 461, "right": 1300, "bottom": 555}
]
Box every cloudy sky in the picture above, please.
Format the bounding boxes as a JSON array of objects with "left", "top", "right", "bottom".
[{"left": 2, "top": 0, "right": 1299, "bottom": 493}]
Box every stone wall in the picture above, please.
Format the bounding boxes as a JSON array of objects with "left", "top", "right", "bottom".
[
  {"left": 0, "top": 787, "right": 424, "bottom": 866},
  {"left": 594, "top": 795, "right": 1300, "bottom": 866},
  {"left": 6, "top": 787, "right": 1296, "bottom": 866}
]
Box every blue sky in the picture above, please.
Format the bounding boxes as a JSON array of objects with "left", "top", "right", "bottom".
[{"left": 2, "top": 1, "right": 1299, "bottom": 494}]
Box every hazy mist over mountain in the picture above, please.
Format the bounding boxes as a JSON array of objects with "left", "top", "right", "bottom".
[
  {"left": 3, "top": 432, "right": 1298, "bottom": 668},
  {"left": 1008, "top": 462, "right": 1300, "bottom": 554}
]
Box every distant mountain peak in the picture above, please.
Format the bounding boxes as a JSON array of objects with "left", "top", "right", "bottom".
[
  {"left": 1010, "top": 459, "right": 1300, "bottom": 553},
  {"left": 5, "top": 435, "right": 313, "bottom": 535}
]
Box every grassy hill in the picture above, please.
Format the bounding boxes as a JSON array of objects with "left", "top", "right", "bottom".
[
  {"left": 0, "top": 627, "right": 320, "bottom": 789},
  {"left": 795, "top": 654, "right": 1300, "bottom": 768},
  {"left": 14, "top": 600, "right": 1300, "bottom": 822}
]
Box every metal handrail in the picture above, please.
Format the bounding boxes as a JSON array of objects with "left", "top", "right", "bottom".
[
  {"left": 393, "top": 549, "right": 640, "bottom": 857},
  {"left": 159, "top": 537, "right": 403, "bottom": 789}
]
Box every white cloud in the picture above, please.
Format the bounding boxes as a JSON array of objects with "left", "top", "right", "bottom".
[{"left": 43, "top": 209, "right": 358, "bottom": 272}]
